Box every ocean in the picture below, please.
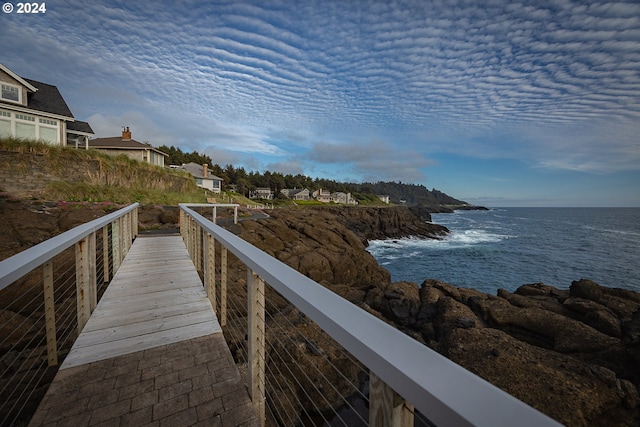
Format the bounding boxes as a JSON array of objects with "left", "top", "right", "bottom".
[{"left": 367, "top": 207, "right": 640, "bottom": 294}]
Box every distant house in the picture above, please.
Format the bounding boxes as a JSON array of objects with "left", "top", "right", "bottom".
[
  {"left": 312, "top": 188, "right": 332, "bottom": 203},
  {"left": 0, "top": 63, "right": 94, "bottom": 146},
  {"left": 281, "top": 188, "right": 310, "bottom": 201},
  {"left": 331, "top": 192, "right": 358, "bottom": 205},
  {"left": 250, "top": 187, "right": 274, "bottom": 200},
  {"left": 378, "top": 195, "right": 390, "bottom": 204},
  {"left": 88, "top": 127, "right": 167, "bottom": 167},
  {"left": 180, "top": 162, "right": 223, "bottom": 193}
]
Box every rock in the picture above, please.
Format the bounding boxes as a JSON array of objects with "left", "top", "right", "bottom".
[
  {"left": 564, "top": 297, "right": 622, "bottom": 337},
  {"left": 571, "top": 279, "right": 640, "bottom": 320},
  {"left": 435, "top": 297, "right": 478, "bottom": 338},
  {"left": 439, "top": 327, "right": 639, "bottom": 427},
  {"left": 474, "top": 298, "right": 620, "bottom": 353},
  {"left": 515, "top": 283, "right": 569, "bottom": 300},
  {"left": 498, "top": 288, "right": 569, "bottom": 315}
]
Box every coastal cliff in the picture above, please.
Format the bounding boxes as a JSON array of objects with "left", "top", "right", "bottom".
[{"left": 233, "top": 206, "right": 639, "bottom": 426}]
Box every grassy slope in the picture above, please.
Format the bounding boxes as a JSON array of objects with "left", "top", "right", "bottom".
[{"left": 0, "top": 137, "right": 212, "bottom": 204}]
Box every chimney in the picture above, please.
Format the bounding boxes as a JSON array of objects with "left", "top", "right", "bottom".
[
  {"left": 122, "top": 126, "right": 131, "bottom": 141},
  {"left": 202, "top": 164, "right": 208, "bottom": 177}
]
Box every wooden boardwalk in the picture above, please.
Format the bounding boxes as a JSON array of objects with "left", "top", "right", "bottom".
[{"left": 29, "top": 235, "right": 259, "bottom": 427}]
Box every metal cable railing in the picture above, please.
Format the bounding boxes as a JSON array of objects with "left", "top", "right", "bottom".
[
  {"left": 180, "top": 204, "right": 562, "bottom": 427},
  {"left": 0, "top": 203, "right": 138, "bottom": 425}
]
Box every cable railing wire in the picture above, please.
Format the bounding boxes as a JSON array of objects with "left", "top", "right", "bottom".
[{"left": 0, "top": 205, "right": 136, "bottom": 426}]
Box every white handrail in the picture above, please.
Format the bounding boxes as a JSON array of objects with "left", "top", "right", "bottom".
[
  {"left": 0, "top": 203, "right": 139, "bottom": 290},
  {"left": 179, "top": 204, "right": 561, "bottom": 427}
]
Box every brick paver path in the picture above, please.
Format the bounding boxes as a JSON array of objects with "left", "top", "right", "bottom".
[{"left": 29, "top": 333, "right": 259, "bottom": 427}]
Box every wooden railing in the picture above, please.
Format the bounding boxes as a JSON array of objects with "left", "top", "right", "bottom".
[
  {"left": 179, "top": 204, "right": 562, "bottom": 427},
  {"left": 0, "top": 203, "right": 138, "bottom": 425}
]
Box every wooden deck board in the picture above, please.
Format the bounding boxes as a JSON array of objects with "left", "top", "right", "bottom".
[{"left": 61, "top": 235, "right": 221, "bottom": 369}]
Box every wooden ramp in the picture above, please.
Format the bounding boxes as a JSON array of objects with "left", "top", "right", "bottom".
[
  {"left": 29, "top": 235, "right": 259, "bottom": 427},
  {"left": 61, "top": 234, "right": 221, "bottom": 369}
]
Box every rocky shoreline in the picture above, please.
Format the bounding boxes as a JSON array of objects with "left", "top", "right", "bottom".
[
  {"left": 1, "top": 200, "right": 638, "bottom": 426},
  {"left": 233, "top": 206, "right": 640, "bottom": 426}
]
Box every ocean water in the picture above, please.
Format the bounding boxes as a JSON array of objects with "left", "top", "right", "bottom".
[{"left": 367, "top": 207, "right": 640, "bottom": 294}]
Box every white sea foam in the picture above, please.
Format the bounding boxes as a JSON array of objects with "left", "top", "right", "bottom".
[{"left": 367, "top": 228, "right": 512, "bottom": 258}]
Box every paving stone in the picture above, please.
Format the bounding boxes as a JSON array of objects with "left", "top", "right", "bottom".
[
  {"left": 119, "top": 378, "right": 155, "bottom": 400},
  {"left": 115, "top": 369, "right": 142, "bottom": 388},
  {"left": 131, "top": 389, "right": 159, "bottom": 412},
  {"left": 154, "top": 371, "right": 181, "bottom": 390},
  {"left": 29, "top": 334, "right": 259, "bottom": 427},
  {"left": 159, "top": 407, "right": 198, "bottom": 427},
  {"left": 221, "top": 402, "right": 260, "bottom": 426},
  {"left": 87, "top": 388, "right": 120, "bottom": 411},
  {"left": 195, "top": 397, "right": 224, "bottom": 421},
  {"left": 178, "top": 364, "right": 210, "bottom": 382},
  {"left": 89, "top": 398, "right": 131, "bottom": 425},
  {"left": 189, "top": 385, "right": 215, "bottom": 407},
  {"left": 121, "top": 406, "right": 153, "bottom": 427},
  {"left": 158, "top": 379, "right": 193, "bottom": 403},
  {"left": 172, "top": 355, "right": 195, "bottom": 371},
  {"left": 153, "top": 394, "right": 189, "bottom": 420}
]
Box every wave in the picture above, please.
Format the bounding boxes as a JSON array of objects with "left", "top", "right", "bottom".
[{"left": 368, "top": 228, "right": 513, "bottom": 258}]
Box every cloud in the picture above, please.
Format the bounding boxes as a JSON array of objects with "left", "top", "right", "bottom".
[
  {"left": 306, "top": 139, "right": 434, "bottom": 183},
  {"left": 2, "top": 0, "right": 639, "bottom": 187}
]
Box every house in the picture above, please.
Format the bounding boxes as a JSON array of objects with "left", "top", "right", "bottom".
[
  {"left": 281, "top": 188, "right": 310, "bottom": 201},
  {"left": 250, "top": 187, "right": 274, "bottom": 200},
  {"left": 88, "top": 128, "right": 168, "bottom": 167},
  {"left": 180, "top": 162, "right": 223, "bottom": 193},
  {"left": 312, "top": 188, "right": 332, "bottom": 203},
  {"left": 378, "top": 195, "right": 390, "bottom": 204},
  {"left": 331, "top": 192, "right": 358, "bottom": 205},
  {"left": 0, "top": 63, "right": 94, "bottom": 146}
]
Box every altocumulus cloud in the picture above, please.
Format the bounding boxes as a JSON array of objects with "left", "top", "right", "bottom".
[{"left": 1, "top": 0, "right": 639, "bottom": 181}]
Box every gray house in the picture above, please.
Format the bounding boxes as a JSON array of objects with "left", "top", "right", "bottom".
[
  {"left": 281, "top": 188, "right": 311, "bottom": 200},
  {"left": 180, "top": 162, "right": 223, "bottom": 193},
  {"left": 88, "top": 127, "right": 168, "bottom": 167},
  {"left": 0, "top": 63, "right": 94, "bottom": 146}
]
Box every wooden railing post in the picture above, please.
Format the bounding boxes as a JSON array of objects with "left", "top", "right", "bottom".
[
  {"left": 112, "top": 219, "right": 121, "bottom": 272},
  {"left": 247, "top": 268, "right": 266, "bottom": 425},
  {"left": 88, "top": 232, "right": 97, "bottom": 312},
  {"left": 220, "top": 245, "right": 228, "bottom": 327},
  {"left": 102, "top": 225, "right": 110, "bottom": 283},
  {"left": 75, "top": 237, "right": 91, "bottom": 333},
  {"left": 43, "top": 261, "right": 57, "bottom": 366},
  {"left": 132, "top": 206, "right": 138, "bottom": 239},
  {"left": 196, "top": 224, "right": 202, "bottom": 273},
  {"left": 204, "top": 233, "right": 216, "bottom": 310},
  {"left": 369, "top": 372, "right": 414, "bottom": 427}
]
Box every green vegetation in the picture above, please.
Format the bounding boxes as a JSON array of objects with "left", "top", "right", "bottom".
[
  {"left": 0, "top": 138, "right": 467, "bottom": 207},
  {"left": 0, "top": 137, "right": 209, "bottom": 205},
  {"left": 158, "top": 145, "right": 466, "bottom": 206}
]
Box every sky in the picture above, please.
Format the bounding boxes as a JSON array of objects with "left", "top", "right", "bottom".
[{"left": 2, "top": 0, "right": 640, "bottom": 207}]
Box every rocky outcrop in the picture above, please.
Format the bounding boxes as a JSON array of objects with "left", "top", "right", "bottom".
[{"left": 231, "top": 209, "right": 640, "bottom": 427}]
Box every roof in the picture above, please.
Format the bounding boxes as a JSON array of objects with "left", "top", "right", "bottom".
[
  {"left": 0, "top": 64, "right": 37, "bottom": 92},
  {"left": 288, "top": 188, "right": 309, "bottom": 196},
  {"left": 88, "top": 137, "right": 168, "bottom": 156},
  {"left": 22, "top": 78, "right": 74, "bottom": 118},
  {"left": 67, "top": 120, "right": 94, "bottom": 136},
  {"left": 181, "top": 162, "right": 223, "bottom": 180}
]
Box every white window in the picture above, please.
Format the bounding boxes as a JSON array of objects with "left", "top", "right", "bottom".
[
  {"left": 1, "top": 83, "right": 21, "bottom": 103},
  {"left": 15, "top": 113, "right": 37, "bottom": 140},
  {"left": 15, "top": 113, "right": 35, "bottom": 122},
  {"left": 0, "top": 110, "right": 10, "bottom": 137},
  {"left": 16, "top": 122, "right": 36, "bottom": 139},
  {"left": 38, "top": 117, "right": 58, "bottom": 143},
  {"left": 39, "top": 118, "right": 57, "bottom": 125},
  {"left": 0, "top": 110, "right": 60, "bottom": 144}
]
